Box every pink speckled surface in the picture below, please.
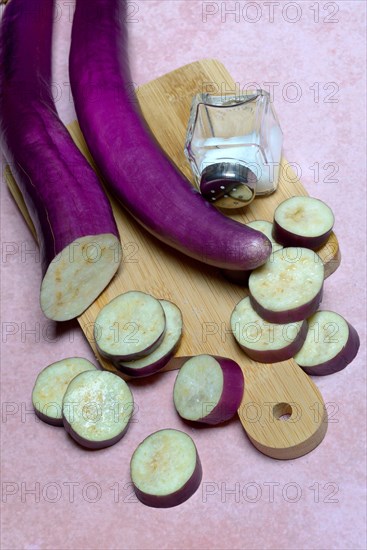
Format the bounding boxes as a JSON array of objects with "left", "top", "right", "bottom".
[{"left": 1, "top": 1, "right": 366, "bottom": 549}]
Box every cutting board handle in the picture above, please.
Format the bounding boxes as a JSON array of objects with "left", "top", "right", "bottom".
[{"left": 239, "top": 359, "right": 328, "bottom": 459}]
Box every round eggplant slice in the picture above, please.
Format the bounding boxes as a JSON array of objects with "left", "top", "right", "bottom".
[
  {"left": 222, "top": 220, "right": 282, "bottom": 285},
  {"left": 173, "top": 355, "right": 244, "bottom": 425},
  {"left": 62, "top": 370, "right": 133, "bottom": 449},
  {"left": 231, "top": 296, "right": 307, "bottom": 363},
  {"left": 32, "top": 357, "right": 97, "bottom": 426},
  {"left": 294, "top": 311, "right": 360, "bottom": 375},
  {"left": 94, "top": 291, "right": 166, "bottom": 363},
  {"left": 249, "top": 247, "right": 324, "bottom": 323},
  {"left": 130, "top": 429, "right": 202, "bottom": 508},
  {"left": 117, "top": 300, "right": 183, "bottom": 378},
  {"left": 273, "top": 196, "right": 334, "bottom": 250}
]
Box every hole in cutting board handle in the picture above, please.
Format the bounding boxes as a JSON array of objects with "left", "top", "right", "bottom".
[{"left": 273, "top": 402, "right": 292, "bottom": 421}]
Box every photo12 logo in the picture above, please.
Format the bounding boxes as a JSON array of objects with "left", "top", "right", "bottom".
[
  {"left": 201, "top": 80, "right": 340, "bottom": 105},
  {"left": 1, "top": 480, "right": 139, "bottom": 504},
  {"left": 202, "top": 480, "right": 340, "bottom": 503},
  {"left": 202, "top": 2, "right": 340, "bottom": 24},
  {"left": 26, "top": 2, "right": 141, "bottom": 24}
]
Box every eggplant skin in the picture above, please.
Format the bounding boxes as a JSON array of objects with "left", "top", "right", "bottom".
[
  {"left": 97, "top": 329, "right": 166, "bottom": 366},
  {"left": 116, "top": 300, "right": 183, "bottom": 378},
  {"left": 199, "top": 357, "right": 244, "bottom": 425},
  {"left": 272, "top": 221, "right": 332, "bottom": 251},
  {"left": 62, "top": 415, "right": 130, "bottom": 450},
  {"left": 116, "top": 340, "right": 181, "bottom": 378},
  {"left": 34, "top": 408, "right": 64, "bottom": 428},
  {"left": 249, "top": 287, "right": 324, "bottom": 324},
  {"left": 0, "top": 0, "right": 120, "bottom": 274},
  {"left": 297, "top": 322, "right": 360, "bottom": 376},
  {"left": 238, "top": 320, "right": 308, "bottom": 364},
  {"left": 69, "top": 0, "right": 272, "bottom": 271},
  {"left": 132, "top": 451, "right": 203, "bottom": 508}
]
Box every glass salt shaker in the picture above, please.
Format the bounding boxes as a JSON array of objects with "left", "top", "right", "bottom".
[{"left": 184, "top": 90, "right": 283, "bottom": 209}]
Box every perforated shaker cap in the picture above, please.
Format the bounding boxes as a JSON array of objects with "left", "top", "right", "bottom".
[{"left": 200, "top": 162, "right": 257, "bottom": 209}]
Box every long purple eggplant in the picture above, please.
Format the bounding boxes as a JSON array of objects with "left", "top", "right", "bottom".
[
  {"left": 69, "top": 0, "right": 271, "bottom": 271},
  {"left": 0, "top": 0, "right": 121, "bottom": 321}
]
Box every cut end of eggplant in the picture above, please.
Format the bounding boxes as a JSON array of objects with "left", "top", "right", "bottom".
[
  {"left": 294, "top": 310, "right": 360, "bottom": 375},
  {"left": 95, "top": 291, "right": 166, "bottom": 362},
  {"left": 273, "top": 196, "right": 334, "bottom": 249},
  {"left": 173, "top": 355, "right": 244, "bottom": 424},
  {"left": 249, "top": 247, "right": 324, "bottom": 323},
  {"left": 231, "top": 296, "right": 307, "bottom": 363},
  {"left": 62, "top": 370, "right": 133, "bottom": 449},
  {"left": 32, "top": 357, "right": 97, "bottom": 426},
  {"left": 117, "top": 300, "right": 183, "bottom": 378},
  {"left": 130, "top": 429, "right": 202, "bottom": 508},
  {"left": 40, "top": 234, "right": 121, "bottom": 321}
]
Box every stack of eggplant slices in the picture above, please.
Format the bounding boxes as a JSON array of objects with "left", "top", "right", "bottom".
[{"left": 0, "top": 0, "right": 360, "bottom": 508}]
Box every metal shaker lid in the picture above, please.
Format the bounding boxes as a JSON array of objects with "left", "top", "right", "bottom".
[{"left": 200, "top": 162, "right": 257, "bottom": 209}]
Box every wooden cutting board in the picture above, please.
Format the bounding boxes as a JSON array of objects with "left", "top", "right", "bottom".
[{"left": 6, "top": 59, "right": 340, "bottom": 459}]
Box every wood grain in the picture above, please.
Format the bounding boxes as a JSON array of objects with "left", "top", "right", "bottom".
[{"left": 5, "top": 59, "right": 335, "bottom": 459}]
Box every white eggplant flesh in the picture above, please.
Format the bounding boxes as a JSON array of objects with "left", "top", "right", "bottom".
[
  {"left": 249, "top": 247, "right": 324, "bottom": 323},
  {"left": 95, "top": 291, "right": 166, "bottom": 363},
  {"left": 130, "top": 429, "right": 202, "bottom": 508},
  {"left": 32, "top": 357, "right": 97, "bottom": 426},
  {"left": 273, "top": 196, "right": 334, "bottom": 250},
  {"left": 294, "top": 311, "right": 360, "bottom": 375},
  {"left": 173, "top": 355, "right": 244, "bottom": 425},
  {"left": 231, "top": 296, "right": 307, "bottom": 363},
  {"left": 62, "top": 370, "right": 133, "bottom": 449}
]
